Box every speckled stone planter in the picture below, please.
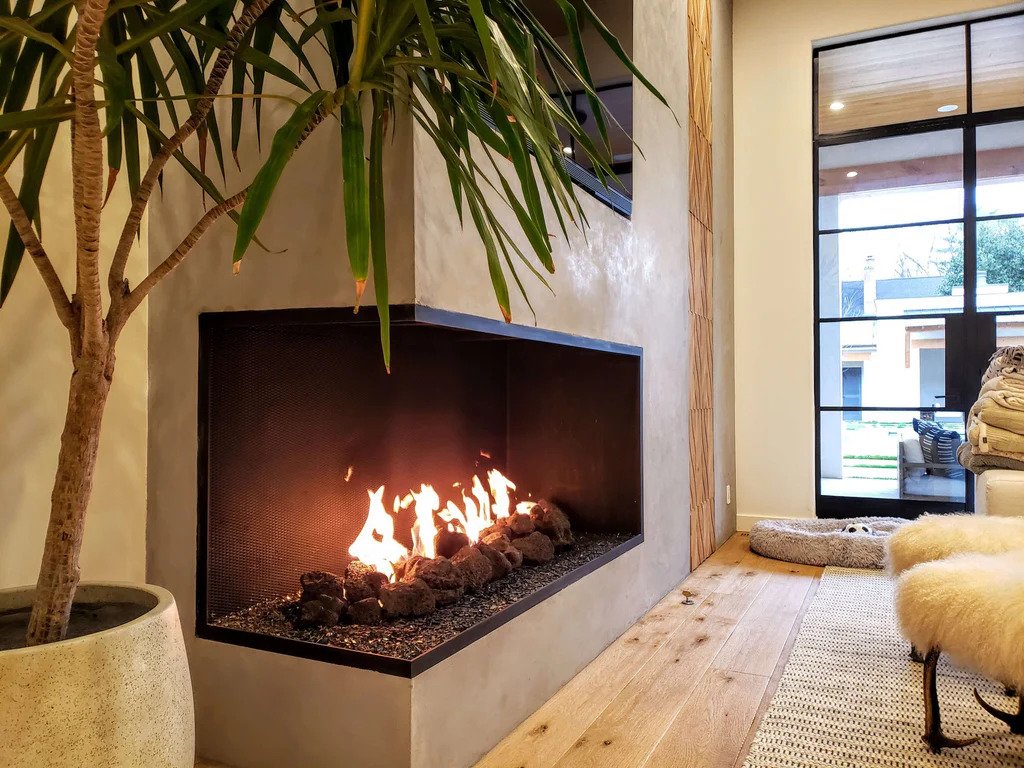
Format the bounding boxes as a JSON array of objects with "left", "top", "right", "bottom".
[{"left": 0, "top": 583, "right": 194, "bottom": 768}]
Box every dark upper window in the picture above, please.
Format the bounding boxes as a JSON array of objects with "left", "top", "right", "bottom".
[{"left": 526, "top": 0, "right": 634, "bottom": 217}]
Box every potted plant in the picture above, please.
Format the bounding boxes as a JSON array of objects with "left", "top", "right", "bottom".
[{"left": 0, "top": 1, "right": 667, "bottom": 765}]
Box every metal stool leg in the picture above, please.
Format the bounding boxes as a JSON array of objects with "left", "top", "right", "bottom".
[{"left": 923, "top": 649, "right": 980, "bottom": 753}]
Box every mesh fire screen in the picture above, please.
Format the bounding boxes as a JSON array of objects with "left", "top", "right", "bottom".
[{"left": 197, "top": 306, "right": 642, "bottom": 675}]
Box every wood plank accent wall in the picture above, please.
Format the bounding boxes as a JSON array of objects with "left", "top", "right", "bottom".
[{"left": 688, "top": 0, "right": 716, "bottom": 568}]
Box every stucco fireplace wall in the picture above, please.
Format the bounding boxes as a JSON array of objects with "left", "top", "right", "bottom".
[{"left": 146, "top": 2, "right": 693, "bottom": 766}]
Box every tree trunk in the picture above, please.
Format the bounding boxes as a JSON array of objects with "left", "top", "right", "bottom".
[{"left": 26, "top": 344, "right": 113, "bottom": 646}]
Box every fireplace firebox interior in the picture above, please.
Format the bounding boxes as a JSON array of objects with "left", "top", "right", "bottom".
[{"left": 197, "top": 306, "right": 643, "bottom": 676}]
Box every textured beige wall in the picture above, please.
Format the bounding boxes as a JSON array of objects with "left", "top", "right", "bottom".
[
  {"left": 413, "top": 0, "right": 690, "bottom": 606},
  {"left": 732, "top": 0, "right": 1014, "bottom": 526},
  {"left": 147, "top": 0, "right": 689, "bottom": 763},
  {"left": 712, "top": 0, "right": 736, "bottom": 545},
  {"left": 410, "top": 1, "right": 689, "bottom": 763},
  {"left": 0, "top": 125, "right": 148, "bottom": 588},
  {"left": 145, "top": 90, "right": 417, "bottom": 767}
]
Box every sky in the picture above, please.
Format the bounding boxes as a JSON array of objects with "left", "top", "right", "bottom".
[{"left": 832, "top": 179, "right": 1024, "bottom": 285}]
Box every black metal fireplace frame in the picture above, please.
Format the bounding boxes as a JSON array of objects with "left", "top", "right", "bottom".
[{"left": 195, "top": 304, "right": 644, "bottom": 678}]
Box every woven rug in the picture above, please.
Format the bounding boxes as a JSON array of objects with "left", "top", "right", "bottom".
[{"left": 743, "top": 567, "right": 1024, "bottom": 768}]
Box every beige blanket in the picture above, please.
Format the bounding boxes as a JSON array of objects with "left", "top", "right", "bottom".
[
  {"left": 976, "top": 401, "right": 1024, "bottom": 434},
  {"left": 981, "top": 374, "right": 1024, "bottom": 399},
  {"left": 968, "top": 419, "right": 1024, "bottom": 458},
  {"left": 957, "top": 442, "right": 1024, "bottom": 474},
  {"left": 983, "top": 346, "right": 1024, "bottom": 383}
]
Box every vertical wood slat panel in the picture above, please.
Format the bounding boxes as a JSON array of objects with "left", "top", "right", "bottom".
[{"left": 688, "top": 0, "right": 716, "bottom": 569}]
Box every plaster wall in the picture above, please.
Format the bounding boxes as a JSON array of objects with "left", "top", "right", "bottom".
[
  {"left": 712, "top": 0, "right": 737, "bottom": 546},
  {"left": 412, "top": 0, "right": 689, "bottom": 614},
  {"left": 732, "top": 0, "right": 1016, "bottom": 528},
  {"left": 0, "top": 125, "right": 148, "bottom": 588},
  {"left": 146, "top": 89, "right": 416, "bottom": 768},
  {"left": 146, "top": 0, "right": 689, "bottom": 764},
  {"left": 409, "top": 0, "right": 690, "bottom": 761}
]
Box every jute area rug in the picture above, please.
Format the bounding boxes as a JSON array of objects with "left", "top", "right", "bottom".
[{"left": 743, "top": 567, "right": 1024, "bottom": 768}]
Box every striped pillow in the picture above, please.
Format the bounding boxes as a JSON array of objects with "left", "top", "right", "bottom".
[{"left": 914, "top": 420, "right": 964, "bottom": 479}]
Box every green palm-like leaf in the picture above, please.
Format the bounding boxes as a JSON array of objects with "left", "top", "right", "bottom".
[
  {"left": 0, "top": 0, "right": 669, "bottom": 368},
  {"left": 369, "top": 91, "right": 389, "bottom": 371},
  {"left": 232, "top": 89, "right": 331, "bottom": 270},
  {"left": 341, "top": 89, "right": 369, "bottom": 307}
]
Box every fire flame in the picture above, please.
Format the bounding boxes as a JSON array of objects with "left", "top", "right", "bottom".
[
  {"left": 348, "top": 487, "right": 410, "bottom": 580},
  {"left": 347, "top": 469, "right": 530, "bottom": 581}
]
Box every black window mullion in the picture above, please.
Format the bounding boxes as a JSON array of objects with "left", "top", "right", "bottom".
[
  {"left": 817, "top": 216, "right": 965, "bottom": 237},
  {"left": 812, "top": 12, "right": 1024, "bottom": 516},
  {"left": 964, "top": 126, "right": 978, "bottom": 315},
  {"left": 978, "top": 211, "right": 1024, "bottom": 223},
  {"left": 965, "top": 23, "right": 974, "bottom": 115}
]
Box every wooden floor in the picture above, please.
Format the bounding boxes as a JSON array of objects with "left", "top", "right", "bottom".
[
  {"left": 197, "top": 534, "right": 821, "bottom": 768},
  {"left": 475, "top": 533, "right": 822, "bottom": 768}
]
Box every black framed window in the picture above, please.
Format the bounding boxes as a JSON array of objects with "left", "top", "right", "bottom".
[
  {"left": 813, "top": 11, "right": 1024, "bottom": 518},
  {"left": 554, "top": 82, "right": 633, "bottom": 217},
  {"left": 523, "top": 0, "right": 634, "bottom": 218}
]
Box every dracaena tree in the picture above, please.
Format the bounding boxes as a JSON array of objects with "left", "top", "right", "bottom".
[{"left": 0, "top": 0, "right": 666, "bottom": 646}]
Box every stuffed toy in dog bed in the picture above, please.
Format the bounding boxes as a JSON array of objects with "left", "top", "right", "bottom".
[{"left": 749, "top": 516, "right": 907, "bottom": 569}]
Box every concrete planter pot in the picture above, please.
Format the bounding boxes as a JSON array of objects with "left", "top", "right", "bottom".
[{"left": 0, "top": 583, "right": 194, "bottom": 768}]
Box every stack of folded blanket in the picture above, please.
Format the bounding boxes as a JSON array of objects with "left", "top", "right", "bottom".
[{"left": 959, "top": 345, "right": 1024, "bottom": 474}]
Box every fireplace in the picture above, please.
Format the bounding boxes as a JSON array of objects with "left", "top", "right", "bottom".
[{"left": 196, "top": 305, "right": 643, "bottom": 677}]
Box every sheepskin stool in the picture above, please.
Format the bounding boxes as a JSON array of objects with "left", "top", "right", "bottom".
[
  {"left": 896, "top": 552, "right": 1024, "bottom": 753},
  {"left": 887, "top": 515, "right": 1024, "bottom": 576}
]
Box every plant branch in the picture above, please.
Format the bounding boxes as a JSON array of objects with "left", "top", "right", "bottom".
[
  {"left": 349, "top": 0, "right": 375, "bottom": 87},
  {"left": 108, "top": 0, "right": 275, "bottom": 298},
  {"left": 110, "top": 189, "right": 248, "bottom": 330},
  {"left": 70, "top": 0, "right": 111, "bottom": 352},
  {"left": 109, "top": 92, "right": 334, "bottom": 335},
  {"left": 0, "top": 175, "right": 74, "bottom": 329}
]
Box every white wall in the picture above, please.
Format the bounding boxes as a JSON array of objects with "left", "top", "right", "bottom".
[
  {"left": 146, "top": 2, "right": 693, "bottom": 764},
  {"left": 0, "top": 126, "right": 149, "bottom": 588},
  {"left": 712, "top": 0, "right": 737, "bottom": 545},
  {"left": 732, "top": 0, "right": 1015, "bottom": 528}
]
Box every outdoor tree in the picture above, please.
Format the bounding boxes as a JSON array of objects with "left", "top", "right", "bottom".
[
  {"left": 940, "top": 219, "right": 1024, "bottom": 294},
  {"left": 0, "top": 0, "right": 667, "bottom": 646}
]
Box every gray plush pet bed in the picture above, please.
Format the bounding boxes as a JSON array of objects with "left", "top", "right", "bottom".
[{"left": 748, "top": 517, "right": 907, "bottom": 569}]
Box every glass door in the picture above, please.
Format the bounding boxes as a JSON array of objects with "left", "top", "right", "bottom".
[{"left": 813, "top": 13, "right": 1024, "bottom": 518}]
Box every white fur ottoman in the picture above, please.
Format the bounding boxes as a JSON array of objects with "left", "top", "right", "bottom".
[
  {"left": 886, "top": 514, "right": 1024, "bottom": 575},
  {"left": 896, "top": 552, "right": 1024, "bottom": 753}
]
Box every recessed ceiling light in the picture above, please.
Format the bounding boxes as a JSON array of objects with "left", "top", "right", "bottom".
[
  {"left": 829, "top": 101, "right": 845, "bottom": 111},
  {"left": 937, "top": 104, "right": 959, "bottom": 113},
  {"left": 846, "top": 171, "right": 859, "bottom": 178}
]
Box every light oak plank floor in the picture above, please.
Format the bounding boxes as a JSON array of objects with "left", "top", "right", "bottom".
[
  {"left": 476, "top": 534, "right": 821, "bottom": 768},
  {"left": 197, "top": 534, "right": 821, "bottom": 768}
]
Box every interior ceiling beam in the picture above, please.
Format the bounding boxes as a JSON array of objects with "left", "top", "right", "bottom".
[{"left": 819, "top": 147, "right": 1022, "bottom": 195}]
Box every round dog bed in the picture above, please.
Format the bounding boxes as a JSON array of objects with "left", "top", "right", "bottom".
[{"left": 749, "top": 517, "right": 907, "bottom": 569}]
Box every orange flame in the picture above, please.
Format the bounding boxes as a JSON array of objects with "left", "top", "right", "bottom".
[
  {"left": 348, "top": 486, "right": 410, "bottom": 580},
  {"left": 349, "top": 469, "right": 527, "bottom": 580}
]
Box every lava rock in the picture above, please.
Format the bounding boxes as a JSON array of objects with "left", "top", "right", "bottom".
[
  {"left": 347, "top": 597, "right": 383, "bottom": 625},
  {"left": 529, "top": 499, "right": 573, "bottom": 547},
  {"left": 475, "top": 541, "right": 512, "bottom": 581},
  {"left": 451, "top": 546, "right": 493, "bottom": 591},
  {"left": 393, "top": 555, "right": 425, "bottom": 582},
  {"left": 434, "top": 527, "right": 471, "bottom": 559},
  {"left": 482, "top": 533, "right": 524, "bottom": 569},
  {"left": 403, "top": 557, "right": 465, "bottom": 605},
  {"left": 512, "top": 531, "right": 555, "bottom": 564},
  {"left": 379, "top": 578, "right": 436, "bottom": 618},
  {"left": 296, "top": 594, "right": 347, "bottom": 628},
  {"left": 295, "top": 571, "right": 347, "bottom": 628},
  {"left": 300, "top": 570, "right": 345, "bottom": 601},
  {"left": 480, "top": 521, "right": 512, "bottom": 541},
  {"left": 344, "top": 561, "right": 388, "bottom": 603},
  {"left": 505, "top": 512, "right": 535, "bottom": 537}
]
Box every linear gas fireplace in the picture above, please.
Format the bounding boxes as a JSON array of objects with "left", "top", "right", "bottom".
[{"left": 196, "top": 305, "right": 643, "bottom": 677}]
